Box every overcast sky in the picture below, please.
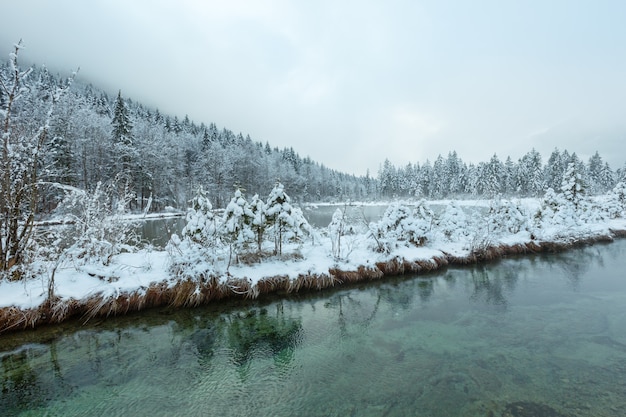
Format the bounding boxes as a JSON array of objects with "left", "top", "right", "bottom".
[{"left": 2, "top": 0, "right": 626, "bottom": 175}]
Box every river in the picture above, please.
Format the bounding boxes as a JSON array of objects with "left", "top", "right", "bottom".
[{"left": 1, "top": 240, "right": 625, "bottom": 416}]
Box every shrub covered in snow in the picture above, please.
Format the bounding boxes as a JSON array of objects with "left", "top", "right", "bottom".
[
  {"left": 368, "top": 202, "right": 433, "bottom": 253},
  {"left": 435, "top": 201, "right": 470, "bottom": 242},
  {"left": 55, "top": 182, "right": 138, "bottom": 266},
  {"left": 487, "top": 198, "right": 528, "bottom": 235}
]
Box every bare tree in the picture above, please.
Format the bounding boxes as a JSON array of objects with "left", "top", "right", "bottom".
[{"left": 0, "top": 41, "right": 74, "bottom": 278}]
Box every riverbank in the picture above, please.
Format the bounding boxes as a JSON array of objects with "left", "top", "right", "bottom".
[{"left": 2, "top": 216, "right": 625, "bottom": 335}]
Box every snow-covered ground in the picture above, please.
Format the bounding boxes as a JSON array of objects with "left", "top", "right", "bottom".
[{"left": 2, "top": 187, "right": 626, "bottom": 320}]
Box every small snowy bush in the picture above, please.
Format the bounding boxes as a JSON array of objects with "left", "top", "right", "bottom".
[
  {"left": 435, "top": 201, "right": 470, "bottom": 242},
  {"left": 487, "top": 198, "right": 528, "bottom": 235},
  {"left": 367, "top": 202, "right": 432, "bottom": 253},
  {"left": 55, "top": 182, "right": 138, "bottom": 267}
]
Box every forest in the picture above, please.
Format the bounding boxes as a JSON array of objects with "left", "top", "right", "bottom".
[{"left": 2, "top": 49, "right": 623, "bottom": 217}]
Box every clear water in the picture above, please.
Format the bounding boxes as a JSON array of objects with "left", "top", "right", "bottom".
[{"left": 1, "top": 242, "right": 626, "bottom": 417}]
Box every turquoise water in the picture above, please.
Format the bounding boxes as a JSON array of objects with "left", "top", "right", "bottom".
[{"left": 1, "top": 242, "right": 626, "bottom": 416}]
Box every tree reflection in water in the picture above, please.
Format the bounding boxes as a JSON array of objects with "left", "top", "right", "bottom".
[{"left": 225, "top": 304, "right": 302, "bottom": 370}]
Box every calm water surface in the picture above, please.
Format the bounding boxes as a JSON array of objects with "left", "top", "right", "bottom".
[{"left": 1, "top": 241, "right": 626, "bottom": 416}]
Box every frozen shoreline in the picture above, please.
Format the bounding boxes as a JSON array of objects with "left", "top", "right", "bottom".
[{"left": 1, "top": 214, "right": 625, "bottom": 335}]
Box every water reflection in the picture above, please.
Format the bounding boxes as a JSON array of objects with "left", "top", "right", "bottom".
[
  {"left": 0, "top": 241, "right": 626, "bottom": 416},
  {"left": 225, "top": 306, "right": 301, "bottom": 370},
  {"left": 468, "top": 266, "right": 515, "bottom": 309}
]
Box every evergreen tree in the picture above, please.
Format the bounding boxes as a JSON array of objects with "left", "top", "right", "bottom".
[
  {"left": 378, "top": 159, "right": 397, "bottom": 198},
  {"left": 481, "top": 154, "right": 504, "bottom": 197},
  {"left": 265, "top": 181, "right": 311, "bottom": 255},
  {"left": 599, "top": 162, "right": 615, "bottom": 192},
  {"left": 503, "top": 156, "right": 516, "bottom": 195},
  {"left": 544, "top": 148, "right": 564, "bottom": 191},
  {"left": 111, "top": 90, "right": 133, "bottom": 147},
  {"left": 560, "top": 161, "right": 585, "bottom": 209},
  {"left": 221, "top": 187, "right": 254, "bottom": 267},
  {"left": 516, "top": 149, "right": 544, "bottom": 196},
  {"left": 111, "top": 90, "right": 136, "bottom": 182},
  {"left": 445, "top": 151, "right": 465, "bottom": 196},
  {"left": 249, "top": 194, "right": 267, "bottom": 252}
]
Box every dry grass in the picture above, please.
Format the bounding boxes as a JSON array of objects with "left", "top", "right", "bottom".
[
  {"left": 288, "top": 273, "right": 336, "bottom": 292},
  {"left": 610, "top": 228, "right": 626, "bottom": 238}
]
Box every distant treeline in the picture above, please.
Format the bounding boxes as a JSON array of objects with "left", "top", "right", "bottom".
[
  {"left": 378, "top": 149, "right": 622, "bottom": 199},
  {"left": 2, "top": 58, "right": 622, "bottom": 214}
]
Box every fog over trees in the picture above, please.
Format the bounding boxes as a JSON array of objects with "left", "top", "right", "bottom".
[{"left": 2, "top": 54, "right": 623, "bottom": 218}]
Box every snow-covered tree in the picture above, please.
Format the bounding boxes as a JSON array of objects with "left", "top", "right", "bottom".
[
  {"left": 328, "top": 208, "right": 347, "bottom": 259},
  {"left": 544, "top": 148, "right": 565, "bottom": 191},
  {"left": 249, "top": 193, "right": 267, "bottom": 253},
  {"left": 604, "top": 182, "right": 626, "bottom": 219},
  {"left": 515, "top": 149, "right": 544, "bottom": 196},
  {"left": 532, "top": 187, "right": 580, "bottom": 234},
  {"left": 167, "top": 186, "right": 222, "bottom": 280},
  {"left": 0, "top": 42, "right": 74, "bottom": 278},
  {"left": 560, "top": 161, "right": 585, "bottom": 209},
  {"left": 220, "top": 187, "right": 255, "bottom": 266},
  {"left": 181, "top": 186, "right": 220, "bottom": 247},
  {"left": 265, "top": 182, "right": 312, "bottom": 255},
  {"left": 446, "top": 151, "right": 466, "bottom": 196},
  {"left": 480, "top": 154, "right": 504, "bottom": 197},
  {"left": 111, "top": 91, "right": 135, "bottom": 175},
  {"left": 378, "top": 159, "right": 397, "bottom": 198}
]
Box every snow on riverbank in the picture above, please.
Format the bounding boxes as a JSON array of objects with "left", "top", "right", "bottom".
[{"left": 1, "top": 192, "right": 626, "bottom": 333}]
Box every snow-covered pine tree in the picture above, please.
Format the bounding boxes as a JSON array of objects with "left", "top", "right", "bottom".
[
  {"left": 560, "top": 161, "right": 585, "bottom": 210},
  {"left": 182, "top": 186, "right": 220, "bottom": 247},
  {"left": 587, "top": 151, "right": 604, "bottom": 194},
  {"left": 605, "top": 182, "right": 626, "bottom": 219},
  {"left": 221, "top": 187, "right": 255, "bottom": 266},
  {"left": 481, "top": 154, "right": 504, "bottom": 197},
  {"left": 516, "top": 149, "right": 544, "bottom": 196},
  {"left": 265, "top": 181, "right": 312, "bottom": 255},
  {"left": 249, "top": 193, "right": 267, "bottom": 253},
  {"left": 111, "top": 90, "right": 136, "bottom": 193},
  {"left": 544, "top": 149, "right": 562, "bottom": 191},
  {"left": 167, "top": 186, "right": 223, "bottom": 279}
]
